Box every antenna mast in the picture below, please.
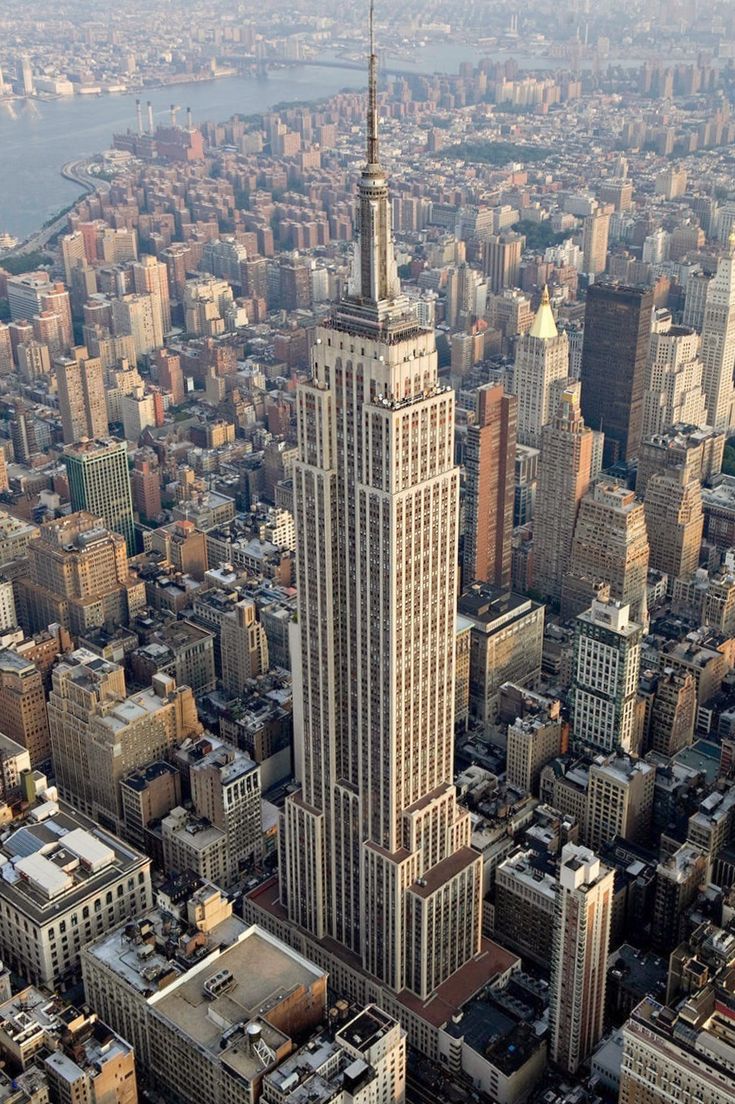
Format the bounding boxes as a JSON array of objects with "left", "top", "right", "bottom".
[{"left": 367, "top": 0, "right": 379, "bottom": 166}]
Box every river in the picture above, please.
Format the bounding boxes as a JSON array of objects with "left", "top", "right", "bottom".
[
  {"left": 0, "top": 43, "right": 674, "bottom": 242},
  {"left": 0, "top": 66, "right": 365, "bottom": 241}
]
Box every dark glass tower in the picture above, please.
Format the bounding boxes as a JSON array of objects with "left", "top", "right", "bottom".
[{"left": 580, "top": 282, "right": 653, "bottom": 466}]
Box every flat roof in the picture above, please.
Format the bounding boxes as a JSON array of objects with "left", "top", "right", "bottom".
[
  {"left": 151, "top": 928, "right": 325, "bottom": 1083},
  {"left": 0, "top": 802, "right": 147, "bottom": 924}
]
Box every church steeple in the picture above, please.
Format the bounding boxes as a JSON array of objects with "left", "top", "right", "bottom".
[{"left": 345, "top": 0, "right": 402, "bottom": 312}]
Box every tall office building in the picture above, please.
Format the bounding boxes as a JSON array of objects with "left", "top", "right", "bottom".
[
  {"left": 56, "top": 347, "right": 108, "bottom": 444},
  {"left": 9, "top": 400, "right": 40, "bottom": 464},
  {"left": 514, "top": 443, "right": 539, "bottom": 527},
  {"left": 40, "top": 284, "right": 73, "bottom": 351},
  {"left": 281, "top": 21, "right": 483, "bottom": 1000},
  {"left": 580, "top": 283, "right": 654, "bottom": 466},
  {"left": 132, "top": 254, "right": 171, "bottom": 342},
  {"left": 513, "top": 286, "right": 570, "bottom": 447},
  {"left": 60, "top": 231, "right": 87, "bottom": 285},
  {"left": 642, "top": 324, "right": 707, "bottom": 439},
  {"left": 0, "top": 649, "right": 51, "bottom": 767},
  {"left": 220, "top": 598, "right": 270, "bottom": 697},
  {"left": 534, "top": 384, "right": 594, "bottom": 603},
  {"left": 482, "top": 231, "right": 524, "bottom": 293},
  {"left": 571, "top": 597, "right": 642, "bottom": 754},
  {"left": 121, "top": 386, "right": 156, "bottom": 442},
  {"left": 462, "top": 383, "right": 516, "bottom": 589},
  {"left": 64, "top": 438, "right": 136, "bottom": 556},
  {"left": 18, "top": 512, "right": 142, "bottom": 637},
  {"left": 582, "top": 209, "right": 611, "bottom": 275},
  {"left": 0, "top": 324, "right": 12, "bottom": 375},
  {"left": 190, "top": 744, "right": 262, "bottom": 883},
  {"left": 445, "top": 263, "right": 487, "bottom": 330},
  {"left": 700, "top": 235, "right": 735, "bottom": 431},
  {"left": 549, "top": 843, "right": 613, "bottom": 1074},
  {"left": 563, "top": 482, "right": 650, "bottom": 624},
  {"left": 154, "top": 348, "right": 185, "bottom": 405},
  {"left": 647, "top": 669, "right": 696, "bottom": 757},
  {"left": 682, "top": 270, "right": 712, "bottom": 330},
  {"left": 585, "top": 755, "right": 655, "bottom": 853},
  {"left": 642, "top": 471, "right": 703, "bottom": 581},
  {"left": 636, "top": 425, "right": 724, "bottom": 499},
  {"left": 6, "top": 272, "right": 49, "bottom": 320},
  {"left": 49, "top": 651, "right": 200, "bottom": 832},
  {"left": 111, "top": 294, "right": 158, "bottom": 358},
  {"left": 130, "top": 453, "right": 163, "bottom": 522},
  {"left": 19, "top": 55, "right": 34, "bottom": 96}
]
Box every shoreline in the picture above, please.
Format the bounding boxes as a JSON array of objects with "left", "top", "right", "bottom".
[
  {"left": 1, "top": 66, "right": 369, "bottom": 254},
  {"left": 2, "top": 160, "right": 104, "bottom": 260}
]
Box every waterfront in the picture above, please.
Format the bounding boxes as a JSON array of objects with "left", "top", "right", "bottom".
[
  {"left": 0, "top": 42, "right": 692, "bottom": 243},
  {"left": 0, "top": 66, "right": 364, "bottom": 240}
]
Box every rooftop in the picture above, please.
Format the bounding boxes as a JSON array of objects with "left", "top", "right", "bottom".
[
  {"left": 0, "top": 801, "right": 147, "bottom": 924},
  {"left": 458, "top": 584, "right": 540, "bottom": 633},
  {"left": 444, "top": 996, "right": 544, "bottom": 1074},
  {"left": 150, "top": 927, "right": 324, "bottom": 1084},
  {"left": 121, "top": 762, "right": 180, "bottom": 793}
]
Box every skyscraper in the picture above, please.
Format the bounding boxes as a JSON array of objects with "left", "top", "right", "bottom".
[
  {"left": 462, "top": 383, "right": 516, "bottom": 589},
  {"left": 700, "top": 235, "right": 735, "bottom": 431},
  {"left": 154, "top": 348, "right": 185, "bottom": 405},
  {"left": 571, "top": 597, "right": 642, "bottom": 755},
  {"left": 64, "top": 438, "right": 136, "bottom": 555},
  {"left": 10, "top": 400, "right": 40, "bottom": 464},
  {"left": 563, "top": 481, "right": 650, "bottom": 623},
  {"left": 60, "top": 231, "right": 87, "bottom": 285},
  {"left": 281, "top": 11, "right": 482, "bottom": 999},
  {"left": 533, "top": 383, "right": 594, "bottom": 603},
  {"left": 642, "top": 471, "right": 703, "bottom": 581},
  {"left": 513, "top": 286, "right": 570, "bottom": 447},
  {"left": 40, "top": 283, "right": 73, "bottom": 351},
  {"left": 582, "top": 209, "right": 611, "bottom": 276},
  {"left": 482, "top": 231, "right": 524, "bottom": 293},
  {"left": 190, "top": 745, "right": 262, "bottom": 883},
  {"left": 132, "top": 254, "right": 171, "bottom": 344},
  {"left": 580, "top": 283, "right": 654, "bottom": 466},
  {"left": 220, "top": 598, "right": 270, "bottom": 697},
  {"left": 549, "top": 843, "right": 613, "bottom": 1074},
  {"left": 642, "top": 323, "right": 707, "bottom": 439},
  {"left": 56, "top": 346, "right": 108, "bottom": 445}
]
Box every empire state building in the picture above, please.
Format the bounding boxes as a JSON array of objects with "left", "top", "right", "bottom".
[{"left": 281, "top": 7, "right": 482, "bottom": 1000}]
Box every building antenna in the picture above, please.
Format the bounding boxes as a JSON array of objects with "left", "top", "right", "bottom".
[{"left": 367, "top": 0, "right": 379, "bottom": 166}]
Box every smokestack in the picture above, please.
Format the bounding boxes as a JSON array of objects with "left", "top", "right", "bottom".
[
  {"left": 186, "top": 106, "right": 193, "bottom": 131},
  {"left": 136, "top": 98, "right": 143, "bottom": 135},
  {"left": 147, "top": 101, "right": 154, "bottom": 133},
  {"left": 170, "top": 103, "right": 176, "bottom": 127}
]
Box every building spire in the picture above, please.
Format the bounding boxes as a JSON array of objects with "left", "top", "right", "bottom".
[
  {"left": 343, "top": 0, "right": 402, "bottom": 311},
  {"left": 367, "top": 0, "right": 379, "bottom": 167},
  {"left": 529, "top": 283, "right": 559, "bottom": 339}
]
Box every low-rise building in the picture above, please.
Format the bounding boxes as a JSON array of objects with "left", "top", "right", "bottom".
[
  {"left": 0, "top": 798, "right": 151, "bottom": 988},
  {"left": 0, "top": 987, "right": 137, "bottom": 1104},
  {"left": 262, "top": 1005, "right": 405, "bottom": 1104},
  {"left": 82, "top": 905, "right": 328, "bottom": 1104}
]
